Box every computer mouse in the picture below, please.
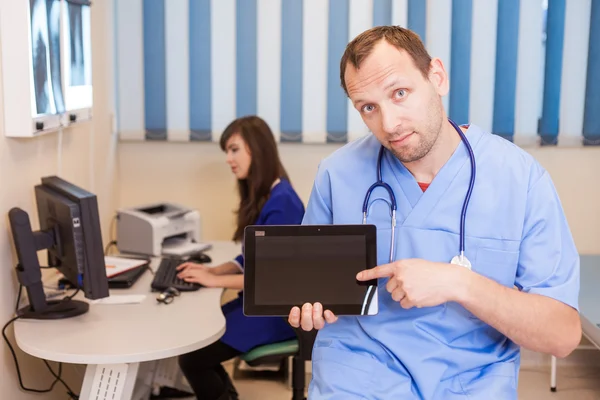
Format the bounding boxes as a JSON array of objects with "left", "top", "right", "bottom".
[{"left": 188, "top": 252, "right": 212, "bottom": 264}]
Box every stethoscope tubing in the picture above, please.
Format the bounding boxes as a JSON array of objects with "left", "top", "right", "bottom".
[{"left": 363, "top": 118, "right": 475, "bottom": 262}]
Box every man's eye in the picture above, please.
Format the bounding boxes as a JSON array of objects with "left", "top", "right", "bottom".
[
  {"left": 362, "top": 105, "right": 375, "bottom": 113},
  {"left": 395, "top": 89, "right": 406, "bottom": 98}
]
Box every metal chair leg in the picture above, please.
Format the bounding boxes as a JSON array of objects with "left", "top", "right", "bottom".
[
  {"left": 550, "top": 355, "right": 557, "bottom": 392},
  {"left": 291, "top": 355, "right": 306, "bottom": 400}
]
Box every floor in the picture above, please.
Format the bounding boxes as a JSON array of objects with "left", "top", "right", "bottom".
[
  {"left": 518, "top": 367, "right": 600, "bottom": 400},
  {"left": 216, "top": 364, "right": 600, "bottom": 400}
]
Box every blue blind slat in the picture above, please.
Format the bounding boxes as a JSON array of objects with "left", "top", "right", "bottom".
[
  {"left": 449, "top": 0, "right": 472, "bottom": 126},
  {"left": 326, "top": 0, "right": 349, "bottom": 142},
  {"left": 583, "top": 0, "right": 600, "bottom": 145},
  {"left": 492, "top": 0, "right": 520, "bottom": 141},
  {"left": 189, "top": 0, "right": 212, "bottom": 141},
  {"left": 373, "top": 0, "right": 392, "bottom": 27},
  {"left": 236, "top": 0, "right": 258, "bottom": 118},
  {"left": 280, "top": 0, "right": 303, "bottom": 142},
  {"left": 143, "top": 0, "right": 167, "bottom": 140},
  {"left": 539, "top": 0, "right": 566, "bottom": 145},
  {"left": 407, "top": 0, "right": 426, "bottom": 43}
]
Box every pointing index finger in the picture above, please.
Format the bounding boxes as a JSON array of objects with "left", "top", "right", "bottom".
[{"left": 356, "top": 263, "right": 395, "bottom": 281}]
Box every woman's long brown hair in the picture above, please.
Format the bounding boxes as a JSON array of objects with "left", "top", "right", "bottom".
[{"left": 220, "top": 116, "right": 290, "bottom": 242}]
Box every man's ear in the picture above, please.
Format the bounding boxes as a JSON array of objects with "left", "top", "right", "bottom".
[{"left": 428, "top": 58, "right": 449, "bottom": 97}]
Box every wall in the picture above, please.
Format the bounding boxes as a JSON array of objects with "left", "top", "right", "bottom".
[
  {"left": 0, "top": 0, "right": 117, "bottom": 398},
  {"left": 118, "top": 142, "right": 600, "bottom": 255},
  {"left": 117, "top": 141, "right": 338, "bottom": 242}
]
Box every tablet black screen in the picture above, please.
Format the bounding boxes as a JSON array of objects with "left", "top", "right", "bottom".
[
  {"left": 255, "top": 235, "right": 368, "bottom": 305},
  {"left": 243, "top": 225, "right": 377, "bottom": 316}
]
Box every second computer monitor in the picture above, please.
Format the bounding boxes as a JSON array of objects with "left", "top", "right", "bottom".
[
  {"left": 9, "top": 176, "right": 109, "bottom": 319},
  {"left": 38, "top": 176, "right": 109, "bottom": 300}
]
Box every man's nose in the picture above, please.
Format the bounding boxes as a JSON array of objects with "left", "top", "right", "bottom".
[{"left": 381, "top": 104, "right": 402, "bottom": 134}]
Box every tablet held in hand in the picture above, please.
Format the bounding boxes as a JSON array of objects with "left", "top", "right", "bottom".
[{"left": 242, "top": 224, "right": 378, "bottom": 317}]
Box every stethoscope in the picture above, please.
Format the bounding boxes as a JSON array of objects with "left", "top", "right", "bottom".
[{"left": 362, "top": 118, "right": 476, "bottom": 270}]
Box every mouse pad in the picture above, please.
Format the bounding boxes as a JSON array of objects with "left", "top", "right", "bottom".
[{"left": 242, "top": 224, "right": 378, "bottom": 316}]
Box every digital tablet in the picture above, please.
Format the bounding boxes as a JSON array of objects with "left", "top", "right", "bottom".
[{"left": 243, "top": 224, "right": 378, "bottom": 317}]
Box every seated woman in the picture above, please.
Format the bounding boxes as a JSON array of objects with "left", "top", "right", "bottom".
[{"left": 175, "top": 116, "right": 305, "bottom": 400}]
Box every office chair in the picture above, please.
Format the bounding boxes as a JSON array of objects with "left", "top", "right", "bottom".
[{"left": 234, "top": 326, "right": 317, "bottom": 400}]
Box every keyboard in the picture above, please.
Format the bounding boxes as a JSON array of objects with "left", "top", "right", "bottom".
[{"left": 150, "top": 258, "right": 202, "bottom": 292}]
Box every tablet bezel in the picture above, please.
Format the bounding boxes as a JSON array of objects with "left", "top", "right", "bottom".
[{"left": 243, "top": 224, "right": 378, "bottom": 316}]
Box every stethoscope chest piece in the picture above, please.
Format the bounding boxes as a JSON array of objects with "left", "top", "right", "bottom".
[{"left": 450, "top": 254, "right": 472, "bottom": 270}]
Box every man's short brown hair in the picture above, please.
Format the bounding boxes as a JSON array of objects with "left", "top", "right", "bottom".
[{"left": 340, "top": 26, "right": 432, "bottom": 96}]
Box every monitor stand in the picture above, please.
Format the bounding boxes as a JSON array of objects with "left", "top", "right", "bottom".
[
  {"left": 9, "top": 208, "right": 90, "bottom": 320},
  {"left": 18, "top": 299, "right": 89, "bottom": 320}
]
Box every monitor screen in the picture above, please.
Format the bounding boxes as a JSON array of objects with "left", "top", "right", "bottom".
[{"left": 39, "top": 176, "right": 108, "bottom": 300}]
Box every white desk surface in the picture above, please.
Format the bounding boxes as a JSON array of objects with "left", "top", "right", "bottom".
[
  {"left": 579, "top": 255, "right": 600, "bottom": 348},
  {"left": 16, "top": 246, "right": 600, "bottom": 364},
  {"left": 14, "top": 241, "right": 240, "bottom": 365}
]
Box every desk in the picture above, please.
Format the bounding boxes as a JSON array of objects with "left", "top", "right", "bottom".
[
  {"left": 550, "top": 255, "right": 600, "bottom": 391},
  {"left": 14, "top": 241, "right": 240, "bottom": 400},
  {"left": 579, "top": 255, "right": 600, "bottom": 347}
]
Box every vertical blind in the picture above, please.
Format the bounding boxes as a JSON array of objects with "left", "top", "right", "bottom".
[{"left": 114, "top": 0, "right": 600, "bottom": 146}]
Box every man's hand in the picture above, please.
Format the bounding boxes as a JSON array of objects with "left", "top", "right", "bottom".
[
  {"left": 288, "top": 302, "right": 338, "bottom": 331},
  {"left": 356, "top": 259, "right": 467, "bottom": 308}
]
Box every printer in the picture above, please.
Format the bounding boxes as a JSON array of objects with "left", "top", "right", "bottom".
[{"left": 116, "top": 202, "right": 211, "bottom": 257}]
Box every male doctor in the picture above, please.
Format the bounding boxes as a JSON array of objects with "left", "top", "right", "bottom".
[{"left": 288, "top": 26, "right": 581, "bottom": 399}]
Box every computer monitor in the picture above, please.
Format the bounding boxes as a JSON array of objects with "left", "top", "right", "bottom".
[{"left": 8, "top": 176, "right": 109, "bottom": 320}]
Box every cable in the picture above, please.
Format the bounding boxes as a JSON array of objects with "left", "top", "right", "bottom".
[
  {"left": 104, "top": 240, "right": 117, "bottom": 256},
  {"left": 102, "top": 214, "right": 119, "bottom": 256},
  {"left": 15, "top": 285, "right": 22, "bottom": 313},
  {"left": 43, "top": 360, "right": 79, "bottom": 399},
  {"left": 65, "top": 288, "right": 80, "bottom": 300},
  {"left": 109, "top": 213, "right": 118, "bottom": 245},
  {"left": 3, "top": 285, "right": 80, "bottom": 398},
  {"left": 2, "top": 316, "right": 58, "bottom": 394},
  {"left": 110, "top": 213, "right": 117, "bottom": 241}
]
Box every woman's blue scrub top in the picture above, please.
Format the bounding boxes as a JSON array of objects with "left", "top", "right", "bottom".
[
  {"left": 303, "top": 125, "right": 580, "bottom": 399},
  {"left": 220, "top": 178, "right": 305, "bottom": 353}
]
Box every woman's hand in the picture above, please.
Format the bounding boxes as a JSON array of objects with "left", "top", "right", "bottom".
[
  {"left": 177, "top": 266, "right": 217, "bottom": 287},
  {"left": 175, "top": 262, "right": 243, "bottom": 289},
  {"left": 176, "top": 261, "right": 212, "bottom": 273}
]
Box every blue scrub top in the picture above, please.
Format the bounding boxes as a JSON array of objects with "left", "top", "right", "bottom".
[
  {"left": 303, "top": 125, "right": 580, "bottom": 399},
  {"left": 220, "top": 178, "right": 305, "bottom": 353}
]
